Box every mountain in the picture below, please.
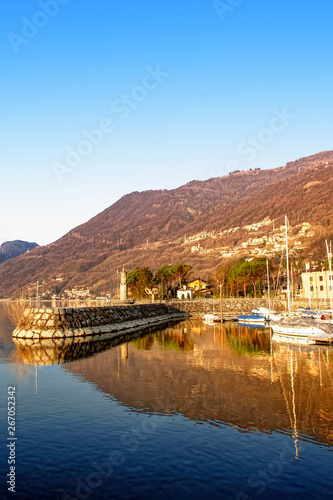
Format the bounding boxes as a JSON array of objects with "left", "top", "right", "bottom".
[
  {"left": 1, "top": 151, "right": 333, "bottom": 298},
  {"left": 0, "top": 240, "right": 38, "bottom": 265}
]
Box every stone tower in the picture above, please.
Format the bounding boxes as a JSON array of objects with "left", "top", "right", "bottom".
[{"left": 120, "top": 266, "right": 128, "bottom": 301}]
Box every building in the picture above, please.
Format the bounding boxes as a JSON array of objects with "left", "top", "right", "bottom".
[
  {"left": 301, "top": 270, "right": 333, "bottom": 301},
  {"left": 187, "top": 278, "right": 207, "bottom": 291},
  {"left": 177, "top": 285, "right": 193, "bottom": 300}
]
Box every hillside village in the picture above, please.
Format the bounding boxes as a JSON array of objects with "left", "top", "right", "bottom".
[{"left": 181, "top": 217, "right": 314, "bottom": 260}]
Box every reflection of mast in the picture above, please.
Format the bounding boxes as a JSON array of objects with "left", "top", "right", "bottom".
[
  {"left": 318, "top": 348, "right": 322, "bottom": 388},
  {"left": 35, "top": 364, "right": 38, "bottom": 395},
  {"left": 270, "top": 330, "right": 273, "bottom": 383},
  {"left": 290, "top": 350, "right": 299, "bottom": 459},
  {"left": 273, "top": 345, "right": 299, "bottom": 459}
]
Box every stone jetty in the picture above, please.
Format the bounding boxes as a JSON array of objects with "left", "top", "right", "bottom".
[{"left": 12, "top": 304, "right": 189, "bottom": 340}]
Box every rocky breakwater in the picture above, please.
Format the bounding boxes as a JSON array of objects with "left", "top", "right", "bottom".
[{"left": 12, "top": 304, "right": 189, "bottom": 340}]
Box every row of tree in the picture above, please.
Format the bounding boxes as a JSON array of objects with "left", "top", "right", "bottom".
[
  {"left": 127, "top": 256, "right": 303, "bottom": 299},
  {"left": 209, "top": 256, "right": 304, "bottom": 298},
  {"left": 210, "top": 258, "right": 271, "bottom": 298},
  {"left": 127, "top": 264, "right": 192, "bottom": 299}
]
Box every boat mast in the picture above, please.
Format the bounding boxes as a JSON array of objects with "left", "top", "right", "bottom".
[
  {"left": 266, "top": 259, "right": 271, "bottom": 310},
  {"left": 325, "top": 239, "right": 333, "bottom": 310},
  {"left": 285, "top": 215, "right": 291, "bottom": 313}
]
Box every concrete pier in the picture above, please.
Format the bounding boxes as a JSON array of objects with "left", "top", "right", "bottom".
[{"left": 12, "top": 303, "right": 189, "bottom": 340}]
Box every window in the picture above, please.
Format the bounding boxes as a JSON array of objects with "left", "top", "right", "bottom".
[
  {"left": 319, "top": 275, "right": 323, "bottom": 281},
  {"left": 310, "top": 286, "right": 314, "bottom": 291},
  {"left": 320, "top": 285, "right": 324, "bottom": 291},
  {"left": 310, "top": 277, "right": 313, "bottom": 282}
]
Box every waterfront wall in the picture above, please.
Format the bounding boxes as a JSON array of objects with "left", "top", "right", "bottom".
[
  {"left": 171, "top": 298, "right": 286, "bottom": 318},
  {"left": 12, "top": 304, "right": 189, "bottom": 340}
]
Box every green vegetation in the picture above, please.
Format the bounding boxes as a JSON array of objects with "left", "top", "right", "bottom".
[
  {"left": 128, "top": 264, "right": 192, "bottom": 299},
  {"left": 156, "top": 331, "right": 194, "bottom": 351},
  {"left": 210, "top": 257, "right": 271, "bottom": 297},
  {"left": 227, "top": 330, "right": 271, "bottom": 356},
  {"left": 131, "top": 335, "right": 155, "bottom": 350},
  {"left": 127, "top": 267, "right": 154, "bottom": 299}
]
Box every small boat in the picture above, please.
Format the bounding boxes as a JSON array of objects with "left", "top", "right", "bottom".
[
  {"left": 251, "top": 307, "right": 282, "bottom": 322},
  {"left": 237, "top": 313, "right": 266, "bottom": 326},
  {"left": 298, "top": 309, "right": 332, "bottom": 322}
]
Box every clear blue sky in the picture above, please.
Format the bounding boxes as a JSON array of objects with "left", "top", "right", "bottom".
[{"left": 1, "top": 0, "right": 332, "bottom": 245}]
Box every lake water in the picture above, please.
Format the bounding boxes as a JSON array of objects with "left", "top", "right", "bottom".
[{"left": 0, "top": 303, "right": 332, "bottom": 499}]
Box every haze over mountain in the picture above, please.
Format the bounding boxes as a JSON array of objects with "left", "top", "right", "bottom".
[{"left": 1, "top": 151, "right": 333, "bottom": 298}]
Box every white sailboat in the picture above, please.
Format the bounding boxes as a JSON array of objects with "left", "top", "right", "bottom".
[
  {"left": 270, "top": 217, "right": 333, "bottom": 345},
  {"left": 203, "top": 296, "right": 220, "bottom": 323},
  {"left": 271, "top": 316, "right": 333, "bottom": 345}
]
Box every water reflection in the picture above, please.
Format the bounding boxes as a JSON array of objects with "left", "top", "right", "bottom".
[
  {"left": 64, "top": 321, "right": 333, "bottom": 448},
  {"left": 12, "top": 324, "right": 179, "bottom": 365},
  {"left": 226, "top": 324, "right": 271, "bottom": 355},
  {"left": 4, "top": 311, "right": 333, "bottom": 448},
  {"left": 0, "top": 304, "right": 17, "bottom": 363}
]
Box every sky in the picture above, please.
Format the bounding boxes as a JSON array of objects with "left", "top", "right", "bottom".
[{"left": 1, "top": 0, "right": 333, "bottom": 246}]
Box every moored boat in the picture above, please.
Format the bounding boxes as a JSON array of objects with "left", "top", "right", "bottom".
[
  {"left": 251, "top": 306, "right": 282, "bottom": 322},
  {"left": 237, "top": 313, "right": 266, "bottom": 326},
  {"left": 270, "top": 316, "right": 333, "bottom": 345}
]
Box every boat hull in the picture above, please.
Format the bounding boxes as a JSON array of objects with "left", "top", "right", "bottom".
[{"left": 238, "top": 314, "right": 266, "bottom": 324}]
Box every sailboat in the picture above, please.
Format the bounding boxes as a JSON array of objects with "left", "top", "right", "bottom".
[
  {"left": 238, "top": 259, "right": 281, "bottom": 326},
  {"left": 270, "top": 217, "right": 333, "bottom": 345},
  {"left": 203, "top": 296, "right": 220, "bottom": 323},
  {"left": 271, "top": 316, "right": 333, "bottom": 345}
]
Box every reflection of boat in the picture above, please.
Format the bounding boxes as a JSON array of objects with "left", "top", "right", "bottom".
[
  {"left": 270, "top": 317, "right": 333, "bottom": 345},
  {"left": 203, "top": 313, "right": 220, "bottom": 324},
  {"left": 238, "top": 322, "right": 266, "bottom": 329}
]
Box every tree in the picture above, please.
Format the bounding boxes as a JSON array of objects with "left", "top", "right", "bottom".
[
  {"left": 228, "top": 259, "right": 251, "bottom": 297},
  {"left": 173, "top": 264, "right": 192, "bottom": 288},
  {"left": 210, "top": 259, "right": 235, "bottom": 297},
  {"left": 155, "top": 265, "right": 175, "bottom": 298},
  {"left": 248, "top": 258, "right": 267, "bottom": 297},
  {"left": 127, "top": 267, "right": 153, "bottom": 298},
  {"left": 154, "top": 264, "right": 192, "bottom": 298}
]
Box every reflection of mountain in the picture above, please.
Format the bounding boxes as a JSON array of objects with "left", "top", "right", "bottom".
[
  {"left": 0, "top": 305, "right": 17, "bottom": 363},
  {"left": 65, "top": 322, "right": 333, "bottom": 447}
]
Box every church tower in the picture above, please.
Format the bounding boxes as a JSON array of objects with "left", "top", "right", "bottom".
[{"left": 120, "top": 266, "right": 128, "bottom": 301}]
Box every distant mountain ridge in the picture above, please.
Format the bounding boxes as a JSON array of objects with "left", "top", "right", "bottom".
[
  {"left": 1, "top": 151, "right": 333, "bottom": 298},
  {"left": 0, "top": 240, "right": 38, "bottom": 265}
]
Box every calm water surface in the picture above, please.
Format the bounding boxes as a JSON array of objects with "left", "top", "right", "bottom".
[{"left": 0, "top": 303, "right": 332, "bottom": 499}]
